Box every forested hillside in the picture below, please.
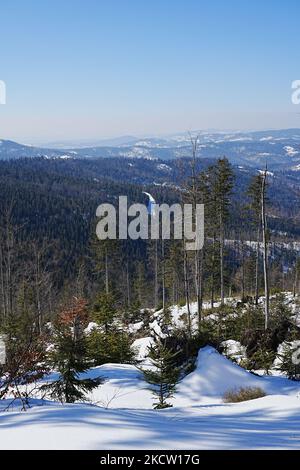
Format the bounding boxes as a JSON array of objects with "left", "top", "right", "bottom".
[{"left": 0, "top": 155, "right": 300, "bottom": 326}]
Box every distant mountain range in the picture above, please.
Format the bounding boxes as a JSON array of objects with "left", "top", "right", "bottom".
[{"left": 1, "top": 128, "right": 300, "bottom": 171}]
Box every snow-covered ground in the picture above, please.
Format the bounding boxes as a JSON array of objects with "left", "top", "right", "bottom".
[
  {"left": 0, "top": 346, "right": 300, "bottom": 449},
  {"left": 1, "top": 395, "right": 300, "bottom": 450}
]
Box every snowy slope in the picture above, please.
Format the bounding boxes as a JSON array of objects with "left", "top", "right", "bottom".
[
  {"left": 84, "top": 363, "right": 153, "bottom": 409},
  {"left": 0, "top": 346, "right": 300, "bottom": 449},
  {"left": 66, "top": 346, "right": 300, "bottom": 409}
]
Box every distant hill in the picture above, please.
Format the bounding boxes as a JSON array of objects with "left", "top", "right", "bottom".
[{"left": 1, "top": 128, "right": 300, "bottom": 170}]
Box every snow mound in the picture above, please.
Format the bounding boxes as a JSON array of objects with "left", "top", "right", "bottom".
[{"left": 174, "top": 346, "right": 299, "bottom": 406}]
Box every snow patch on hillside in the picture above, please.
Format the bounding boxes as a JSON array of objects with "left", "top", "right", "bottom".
[{"left": 284, "top": 146, "right": 299, "bottom": 157}]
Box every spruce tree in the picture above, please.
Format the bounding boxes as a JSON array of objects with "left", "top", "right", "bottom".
[
  {"left": 278, "top": 341, "right": 300, "bottom": 380},
  {"left": 87, "top": 328, "right": 135, "bottom": 365},
  {"left": 89, "top": 291, "right": 135, "bottom": 365},
  {"left": 214, "top": 158, "right": 234, "bottom": 305},
  {"left": 92, "top": 292, "right": 117, "bottom": 333},
  {"left": 43, "top": 298, "right": 103, "bottom": 403},
  {"left": 143, "top": 335, "right": 180, "bottom": 409},
  {"left": 247, "top": 174, "right": 264, "bottom": 305}
]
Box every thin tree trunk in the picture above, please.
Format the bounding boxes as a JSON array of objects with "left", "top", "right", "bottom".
[
  {"left": 220, "top": 213, "right": 224, "bottom": 305},
  {"left": 198, "top": 249, "right": 204, "bottom": 330},
  {"left": 161, "top": 240, "right": 165, "bottom": 311},
  {"left": 211, "top": 234, "right": 216, "bottom": 309},
  {"left": 293, "top": 263, "right": 298, "bottom": 298},
  {"left": 126, "top": 260, "right": 130, "bottom": 307},
  {"left": 261, "top": 170, "right": 269, "bottom": 330},
  {"left": 194, "top": 250, "right": 202, "bottom": 325},
  {"left": 241, "top": 240, "right": 245, "bottom": 301},
  {"left": 154, "top": 240, "right": 158, "bottom": 309},
  {"left": 105, "top": 247, "right": 109, "bottom": 295},
  {"left": 0, "top": 246, "right": 6, "bottom": 317},
  {"left": 183, "top": 246, "right": 191, "bottom": 337},
  {"left": 255, "top": 226, "right": 260, "bottom": 305}
]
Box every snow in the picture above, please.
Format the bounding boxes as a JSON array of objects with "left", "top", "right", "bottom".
[
  {"left": 274, "top": 340, "right": 300, "bottom": 370},
  {"left": 2, "top": 290, "right": 300, "bottom": 452},
  {"left": 77, "top": 345, "right": 300, "bottom": 412},
  {"left": 174, "top": 347, "right": 300, "bottom": 407},
  {"left": 85, "top": 363, "right": 153, "bottom": 409},
  {"left": 127, "top": 320, "right": 144, "bottom": 334},
  {"left": 84, "top": 321, "right": 99, "bottom": 334},
  {"left": 157, "top": 163, "right": 171, "bottom": 172},
  {"left": 221, "top": 339, "right": 246, "bottom": 364},
  {"left": 151, "top": 298, "right": 238, "bottom": 335},
  {"left": 0, "top": 347, "right": 300, "bottom": 449},
  {"left": 0, "top": 346, "right": 300, "bottom": 449},
  {"left": 132, "top": 336, "right": 154, "bottom": 362},
  {"left": 258, "top": 169, "right": 274, "bottom": 177},
  {"left": 0, "top": 395, "right": 300, "bottom": 450},
  {"left": 284, "top": 145, "right": 299, "bottom": 157}
]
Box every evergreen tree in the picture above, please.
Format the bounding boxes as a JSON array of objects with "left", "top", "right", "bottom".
[
  {"left": 43, "top": 298, "right": 103, "bottom": 403},
  {"left": 214, "top": 158, "right": 234, "bottom": 305},
  {"left": 92, "top": 292, "right": 117, "bottom": 333},
  {"left": 278, "top": 341, "right": 300, "bottom": 380},
  {"left": 89, "top": 291, "right": 135, "bottom": 365},
  {"left": 247, "top": 174, "right": 264, "bottom": 305},
  {"left": 87, "top": 328, "right": 135, "bottom": 365},
  {"left": 143, "top": 335, "right": 180, "bottom": 409},
  {"left": 205, "top": 164, "right": 220, "bottom": 308},
  {"left": 247, "top": 346, "right": 275, "bottom": 374}
]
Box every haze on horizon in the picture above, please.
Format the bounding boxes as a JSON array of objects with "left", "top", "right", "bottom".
[{"left": 0, "top": 0, "right": 299, "bottom": 145}]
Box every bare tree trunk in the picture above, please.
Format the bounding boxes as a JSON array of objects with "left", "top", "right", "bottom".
[
  {"left": 161, "top": 240, "right": 165, "bottom": 311},
  {"left": 5, "top": 222, "right": 13, "bottom": 317},
  {"left": 293, "top": 262, "right": 298, "bottom": 298},
  {"left": 137, "top": 263, "right": 143, "bottom": 305},
  {"left": 211, "top": 234, "right": 216, "bottom": 309},
  {"left": 126, "top": 260, "right": 130, "bottom": 307},
  {"left": 34, "top": 249, "right": 42, "bottom": 334},
  {"left": 261, "top": 169, "right": 269, "bottom": 330},
  {"left": 220, "top": 213, "right": 224, "bottom": 305},
  {"left": 105, "top": 247, "right": 109, "bottom": 295},
  {"left": 154, "top": 240, "right": 158, "bottom": 309},
  {"left": 190, "top": 134, "right": 202, "bottom": 323},
  {"left": 0, "top": 245, "right": 6, "bottom": 317},
  {"left": 255, "top": 227, "right": 260, "bottom": 305},
  {"left": 183, "top": 246, "right": 192, "bottom": 337},
  {"left": 241, "top": 240, "right": 245, "bottom": 301},
  {"left": 172, "top": 268, "right": 176, "bottom": 305},
  {"left": 194, "top": 249, "right": 202, "bottom": 327}
]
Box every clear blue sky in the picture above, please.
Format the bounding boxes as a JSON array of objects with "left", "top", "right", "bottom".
[{"left": 0, "top": 0, "right": 299, "bottom": 143}]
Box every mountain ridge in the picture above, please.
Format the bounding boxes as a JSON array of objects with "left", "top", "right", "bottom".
[{"left": 1, "top": 128, "right": 300, "bottom": 170}]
